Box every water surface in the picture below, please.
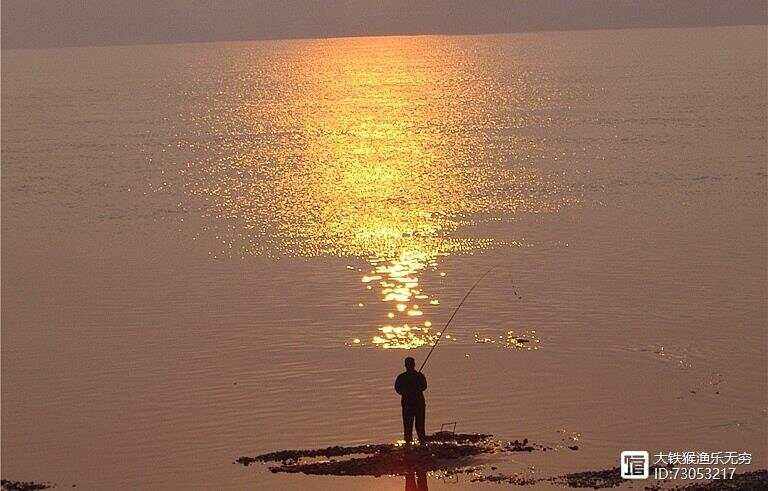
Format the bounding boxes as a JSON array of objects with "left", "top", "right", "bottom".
[{"left": 2, "top": 25, "right": 766, "bottom": 489}]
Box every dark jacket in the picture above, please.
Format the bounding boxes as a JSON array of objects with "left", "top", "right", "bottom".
[{"left": 394, "top": 370, "right": 427, "bottom": 408}]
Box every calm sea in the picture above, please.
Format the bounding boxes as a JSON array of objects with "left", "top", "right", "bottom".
[{"left": 2, "top": 26, "right": 766, "bottom": 489}]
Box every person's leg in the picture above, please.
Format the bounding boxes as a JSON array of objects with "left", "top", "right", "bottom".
[
  {"left": 402, "top": 407, "right": 414, "bottom": 444},
  {"left": 415, "top": 404, "right": 427, "bottom": 444}
]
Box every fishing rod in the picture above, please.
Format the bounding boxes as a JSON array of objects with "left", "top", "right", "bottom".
[{"left": 419, "top": 266, "right": 496, "bottom": 372}]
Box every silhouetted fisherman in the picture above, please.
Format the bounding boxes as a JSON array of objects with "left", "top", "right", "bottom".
[{"left": 394, "top": 357, "right": 428, "bottom": 445}]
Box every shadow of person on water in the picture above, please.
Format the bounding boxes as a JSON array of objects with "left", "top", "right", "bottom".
[{"left": 404, "top": 469, "right": 428, "bottom": 491}]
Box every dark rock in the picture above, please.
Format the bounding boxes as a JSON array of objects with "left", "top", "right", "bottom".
[
  {"left": 0, "top": 480, "right": 51, "bottom": 491},
  {"left": 268, "top": 443, "right": 490, "bottom": 476}
]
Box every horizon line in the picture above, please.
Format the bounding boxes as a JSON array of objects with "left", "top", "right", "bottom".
[{"left": 2, "top": 20, "right": 766, "bottom": 52}]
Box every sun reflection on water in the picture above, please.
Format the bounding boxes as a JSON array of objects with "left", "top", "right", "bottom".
[
  {"left": 179, "top": 37, "right": 577, "bottom": 348},
  {"left": 366, "top": 251, "right": 438, "bottom": 349}
]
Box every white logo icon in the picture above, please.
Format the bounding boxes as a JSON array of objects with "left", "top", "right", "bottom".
[{"left": 621, "top": 451, "right": 649, "bottom": 479}]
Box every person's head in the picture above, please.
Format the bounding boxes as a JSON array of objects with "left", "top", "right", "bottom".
[{"left": 404, "top": 357, "right": 416, "bottom": 371}]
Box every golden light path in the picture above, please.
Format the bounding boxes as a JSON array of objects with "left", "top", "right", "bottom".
[{"left": 180, "top": 36, "right": 576, "bottom": 349}]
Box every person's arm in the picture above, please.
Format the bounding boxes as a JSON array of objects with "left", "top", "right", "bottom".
[
  {"left": 394, "top": 374, "right": 403, "bottom": 394},
  {"left": 418, "top": 372, "right": 427, "bottom": 391}
]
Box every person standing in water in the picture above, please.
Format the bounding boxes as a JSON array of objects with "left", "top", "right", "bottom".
[{"left": 394, "top": 357, "right": 428, "bottom": 444}]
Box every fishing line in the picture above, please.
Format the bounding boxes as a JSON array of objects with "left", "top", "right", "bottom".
[{"left": 419, "top": 266, "right": 497, "bottom": 372}]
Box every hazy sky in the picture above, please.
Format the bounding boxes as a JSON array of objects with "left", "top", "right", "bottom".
[{"left": 2, "top": 0, "right": 766, "bottom": 49}]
